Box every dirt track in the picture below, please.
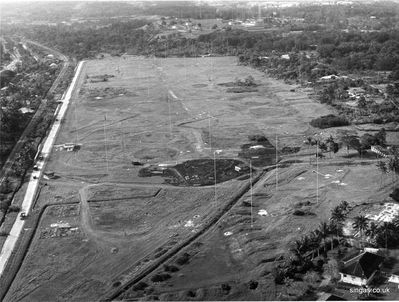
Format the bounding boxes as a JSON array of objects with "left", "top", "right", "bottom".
[{"left": 4, "top": 56, "right": 397, "bottom": 301}]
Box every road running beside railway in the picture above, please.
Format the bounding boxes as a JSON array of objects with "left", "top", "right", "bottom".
[{"left": 0, "top": 61, "right": 85, "bottom": 279}]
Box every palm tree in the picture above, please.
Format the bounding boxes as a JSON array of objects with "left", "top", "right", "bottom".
[
  {"left": 331, "top": 207, "right": 346, "bottom": 223},
  {"left": 317, "top": 222, "right": 330, "bottom": 253},
  {"left": 309, "top": 231, "right": 321, "bottom": 258},
  {"left": 377, "top": 160, "right": 388, "bottom": 187},
  {"left": 377, "top": 222, "right": 395, "bottom": 250},
  {"left": 328, "top": 221, "right": 338, "bottom": 250},
  {"left": 330, "top": 207, "right": 346, "bottom": 247},
  {"left": 291, "top": 239, "right": 305, "bottom": 258},
  {"left": 365, "top": 221, "right": 378, "bottom": 244},
  {"left": 352, "top": 215, "right": 368, "bottom": 247},
  {"left": 338, "top": 200, "right": 349, "bottom": 213},
  {"left": 388, "top": 156, "right": 399, "bottom": 182},
  {"left": 326, "top": 136, "right": 335, "bottom": 158}
]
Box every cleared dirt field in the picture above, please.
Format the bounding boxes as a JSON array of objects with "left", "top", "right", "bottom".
[{"left": 5, "top": 56, "right": 397, "bottom": 301}]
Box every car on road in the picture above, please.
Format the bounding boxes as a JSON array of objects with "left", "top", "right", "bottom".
[{"left": 20, "top": 212, "right": 27, "bottom": 220}]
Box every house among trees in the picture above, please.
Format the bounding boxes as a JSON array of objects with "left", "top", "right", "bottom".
[{"left": 339, "top": 251, "right": 385, "bottom": 286}]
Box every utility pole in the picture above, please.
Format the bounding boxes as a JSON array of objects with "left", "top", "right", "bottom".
[
  {"left": 104, "top": 113, "right": 109, "bottom": 174},
  {"left": 275, "top": 134, "right": 278, "bottom": 191},
  {"left": 167, "top": 91, "right": 172, "bottom": 137},
  {"left": 250, "top": 159, "right": 253, "bottom": 228},
  {"left": 214, "top": 151, "right": 217, "bottom": 208},
  {"left": 316, "top": 140, "right": 319, "bottom": 203}
]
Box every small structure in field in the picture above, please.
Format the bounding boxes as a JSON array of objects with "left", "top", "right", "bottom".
[
  {"left": 55, "top": 143, "right": 80, "bottom": 152},
  {"left": 44, "top": 171, "right": 56, "bottom": 179},
  {"left": 339, "top": 251, "right": 384, "bottom": 286}
]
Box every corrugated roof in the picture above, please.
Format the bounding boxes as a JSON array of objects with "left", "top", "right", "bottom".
[{"left": 341, "top": 252, "right": 384, "bottom": 279}]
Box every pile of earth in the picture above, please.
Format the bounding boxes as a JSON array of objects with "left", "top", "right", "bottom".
[
  {"left": 238, "top": 135, "right": 276, "bottom": 167},
  {"left": 82, "top": 87, "right": 133, "bottom": 100}
]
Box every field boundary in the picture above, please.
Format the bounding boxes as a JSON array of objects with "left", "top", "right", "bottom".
[
  {"left": 0, "top": 201, "right": 80, "bottom": 301},
  {"left": 0, "top": 60, "right": 85, "bottom": 300},
  {"left": 103, "top": 170, "right": 267, "bottom": 301}
]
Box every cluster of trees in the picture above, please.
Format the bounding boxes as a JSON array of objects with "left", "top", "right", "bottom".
[
  {"left": 274, "top": 201, "right": 350, "bottom": 285},
  {"left": 310, "top": 114, "right": 349, "bottom": 129},
  {"left": 352, "top": 214, "right": 399, "bottom": 249},
  {"left": 3, "top": 20, "right": 150, "bottom": 60},
  {"left": 305, "top": 135, "right": 340, "bottom": 158},
  {"left": 277, "top": 197, "right": 399, "bottom": 286},
  {"left": 338, "top": 129, "right": 387, "bottom": 156},
  {"left": 271, "top": 2, "right": 399, "bottom": 30},
  {"left": 0, "top": 39, "right": 70, "bottom": 220},
  {"left": 2, "top": 1, "right": 399, "bottom": 81},
  {"left": 0, "top": 44, "right": 61, "bottom": 160}
]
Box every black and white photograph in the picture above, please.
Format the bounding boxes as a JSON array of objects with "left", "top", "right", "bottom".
[{"left": 0, "top": 0, "right": 399, "bottom": 301}]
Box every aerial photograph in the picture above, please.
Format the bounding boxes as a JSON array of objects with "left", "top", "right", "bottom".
[{"left": 0, "top": 0, "right": 398, "bottom": 301}]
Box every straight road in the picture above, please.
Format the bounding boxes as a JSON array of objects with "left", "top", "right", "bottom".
[{"left": 0, "top": 61, "right": 85, "bottom": 278}]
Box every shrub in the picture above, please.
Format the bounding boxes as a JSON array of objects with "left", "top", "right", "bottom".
[
  {"left": 164, "top": 264, "right": 179, "bottom": 272},
  {"left": 7, "top": 205, "right": 21, "bottom": 213},
  {"left": 293, "top": 209, "right": 315, "bottom": 216},
  {"left": 248, "top": 280, "right": 258, "bottom": 290},
  {"left": 390, "top": 188, "right": 399, "bottom": 202},
  {"left": 112, "top": 281, "right": 121, "bottom": 287},
  {"left": 303, "top": 271, "right": 321, "bottom": 283},
  {"left": 221, "top": 283, "right": 231, "bottom": 292},
  {"left": 132, "top": 281, "right": 148, "bottom": 291},
  {"left": 0, "top": 231, "right": 9, "bottom": 237},
  {"left": 248, "top": 135, "right": 267, "bottom": 142},
  {"left": 187, "top": 290, "right": 196, "bottom": 297},
  {"left": 310, "top": 114, "right": 349, "bottom": 129},
  {"left": 176, "top": 253, "right": 190, "bottom": 265},
  {"left": 151, "top": 273, "right": 171, "bottom": 283}
]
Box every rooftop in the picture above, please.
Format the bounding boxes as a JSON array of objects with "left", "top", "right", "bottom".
[{"left": 341, "top": 252, "right": 384, "bottom": 279}]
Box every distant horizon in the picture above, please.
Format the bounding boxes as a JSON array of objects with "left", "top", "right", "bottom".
[{"left": 0, "top": 0, "right": 377, "bottom": 4}]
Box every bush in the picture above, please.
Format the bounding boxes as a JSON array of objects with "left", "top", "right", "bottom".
[
  {"left": 163, "top": 264, "right": 179, "bottom": 272},
  {"left": 151, "top": 273, "right": 171, "bottom": 283},
  {"left": 248, "top": 135, "right": 267, "bottom": 142},
  {"left": 310, "top": 114, "right": 349, "bottom": 129},
  {"left": 248, "top": 280, "right": 258, "bottom": 290},
  {"left": 0, "top": 231, "right": 9, "bottom": 236},
  {"left": 7, "top": 205, "right": 21, "bottom": 213},
  {"left": 221, "top": 283, "right": 231, "bottom": 292},
  {"left": 293, "top": 209, "right": 315, "bottom": 216},
  {"left": 176, "top": 253, "right": 190, "bottom": 265},
  {"left": 112, "top": 281, "right": 121, "bottom": 287},
  {"left": 303, "top": 271, "right": 321, "bottom": 283},
  {"left": 187, "top": 290, "right": 196, "bottom": 297},
  {"left": 390, "top": 188, "right": 399, "bottom": 202},
  {"left": 132, "top": 281, "right": 148, "bottom": 291}
]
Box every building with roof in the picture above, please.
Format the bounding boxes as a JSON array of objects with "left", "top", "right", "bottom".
[
  {"left": 339, "top": 251, "right": 385, "bottom": 286},
  {"left": 371, "top": 145, "right": 391, "bottom": 158}
]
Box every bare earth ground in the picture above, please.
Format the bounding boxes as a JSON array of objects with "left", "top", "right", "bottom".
[{"left": 4, "top": 56, "right": 398, "bottom": 301}]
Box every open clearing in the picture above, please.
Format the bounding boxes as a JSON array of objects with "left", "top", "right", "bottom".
[{"left": 4, "top": 56, "right": 397, "bottom": 301}]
